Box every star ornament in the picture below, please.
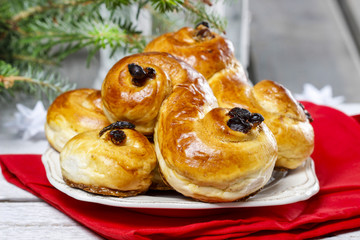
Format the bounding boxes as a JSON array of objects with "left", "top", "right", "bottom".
[
  {"left": 13, "top": 101, "right": 47, "bottom": 140},
  {"left": 295, "top": 83, "right": 345, "bottom": 106}
]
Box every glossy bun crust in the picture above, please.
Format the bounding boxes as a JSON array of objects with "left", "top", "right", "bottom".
[
  {"left": 60, "top": 128, "right": 157, "bottom": 197},
  {"left": 106, "top": 52, "right": 277, "bottom": 202},
  {"left": 145, "top": 25, "right": 235, "bottom": 80},
  {"left": 145, "top": 25, "right": 314, "bottom": 169},
  {"left": 210, "top": 76, "right": 314, "bottom": 169},
  {"left": 45, "top": 89, "right": 110, "bottom": 152},
  {"left": 101, "top": 53, "right": 172, "bottom": 135}
]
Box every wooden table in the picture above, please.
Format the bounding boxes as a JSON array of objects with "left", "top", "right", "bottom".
[{"left": 2, "top": 0, "right": 360, "bottom": 239}]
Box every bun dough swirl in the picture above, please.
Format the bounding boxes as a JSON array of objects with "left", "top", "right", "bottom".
[
  {"left": 107, "top": 52, "right": 277, "bottom": 202},
  {"left": 101, "top": 53, "right": 172, "bottom": 135},
  {"left": 45, "top": 88, "right": 110, "bottom": 152},
  {"left": 145, "top": 25, "right": 314, "bottom": 169},
  {"left": 60, "top": 122, "right": 157, "bottom": 197},
  {"left": 145, "top": 25, "right": 235, "bottom": 80}
]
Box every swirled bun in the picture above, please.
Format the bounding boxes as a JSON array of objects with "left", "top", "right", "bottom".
[
  {"left": 45, "top": 88, "right": 110, "bottom": 152},
  {"left": 145, "top": 25, "right": 314, "bottom": 169},
  {"left": 145, "top": 25, "right": 235, "bottom": 80},
  {"left": 101, "top": 53, "right": 173, "bottom": 135},
  {"left": 60, "top": 124, "right": 157, "bottom": 197},
  {"left": 251, "top": 80, "right": 314, "bottom": 169},
  {"left": 210, "top": 75, "right": 314, "bottom": 169},
  {"left": 153, "top": 55, "right": 277, "bottom": 202}
]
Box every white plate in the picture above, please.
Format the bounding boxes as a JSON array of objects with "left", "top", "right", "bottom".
[{"left": 42, "top": 147, "right": 319, "bottom": 210}]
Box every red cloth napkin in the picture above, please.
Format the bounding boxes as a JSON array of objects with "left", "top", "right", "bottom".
[{"left": 2, "top": 101, "right": 360, "bottom": 240}]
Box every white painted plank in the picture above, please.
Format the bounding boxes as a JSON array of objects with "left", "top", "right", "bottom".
[
  {"left": 0, "top": 173, "right": 38, "bottom": 201},
  {"left": 0, "top": 202, "right": 101, "bottom": 240},
  {"left": 1, "top": 202, "right": 360, "bottom": 239},
  {"left": 0, "top": 138, "right": 48, "bottom": 201}
]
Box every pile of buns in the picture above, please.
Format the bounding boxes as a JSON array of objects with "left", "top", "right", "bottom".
[{"left": 45, "top": 23, "right": 314, "bottom": 203}]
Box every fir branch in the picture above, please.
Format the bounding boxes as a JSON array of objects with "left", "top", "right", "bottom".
[
  {"left": 0, "top": 60, "right": 75, "bottom": 102},
  {"left": 18, "top": 16, "right": 145, "bottom": 64},
  {"left": 0, "top": 0, "right": 227, "bottom": 105},
  {"left": 182, "top": 0, "right": 226, "bottom": 33},
  {"left": 150, "top": 0, "right": 184, "bottom": 13},
  {"left": 10, "top": 0, "right": 92, "bottom": 23},
  {"left": 7, "top": 54, "right": 57, "bottom": 66}
]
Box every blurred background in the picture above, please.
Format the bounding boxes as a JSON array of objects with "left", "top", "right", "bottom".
[
  {"left": 249, "top": 0, "right": 360, "bottom": 103},
  {"left": 58, "top": 0, "right": 360, "bottom": 102}
]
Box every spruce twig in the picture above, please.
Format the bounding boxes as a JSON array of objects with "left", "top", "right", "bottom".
[
  {"left": 0, "top": 60, "right": 75, "bottom": 103},
  {"left": 0, "top": 0, "right": 227, "bottom": 104}
]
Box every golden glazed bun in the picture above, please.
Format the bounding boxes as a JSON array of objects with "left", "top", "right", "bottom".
[
  {"left": 251, "top": 80, "right": 314, "bottom": 169},
  {"left": 60, "top": 122, "right": 157, "bottom": 197},
  {"left": 145, "top": 24, "right": 314, "bottom": 169},
  {"left": 45, "top": 88, "right": 110, "bottom": 152},
  {"left": 108, "top": 52, "right": 277, "bottom": 202},
  {"left": 145, "top": 24, "right": 236, "bottom": 80},
  {"left": 209, "top": 75, "right": 315, "bottom": 169},
  {"left": 101, "top": 53, "right": 172, "bottom": 135}
]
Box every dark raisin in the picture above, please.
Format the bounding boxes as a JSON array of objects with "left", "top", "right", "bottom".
[
  {"left": 196, "top": 21, "right": 210, "bottom": 29},
  {"left": 128, "top": 63, "right": 146, "bottom": 79},
  {"left": 196, "top": 28, "right": 213, "bottom": 38},
  {"left": 128, "top": 64, "right": 156, "bottom": 87},
  {"left": 99, "top": 121, "right": 135, "bottom": 137},
  {"left": 227, "top": 117, "right": 252, "bottom": 133},
  {"left": 114, "top": 121, "right": 135, "bottom": 129},
  {"left": 145, "top": 67, "right": 156, "bottom": 79},
  {"left": 228, "top": 107, "right": 251, "bottom": 120},
  {"left": 109, "top": 130, "right": 126, "bottom": 145},
  {"left": 298, "top": 102, "right": 313, "bottom": 122},
  {"left": 132, "top": 78, "right": 147, "bottom": 87},
  {"left": 227, "top": 108, "right": 265, "bottom": 133},
  {"left": 249, "top": 113, "right": 264, "bottom": 124}
]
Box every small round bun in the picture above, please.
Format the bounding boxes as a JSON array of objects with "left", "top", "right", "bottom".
[
  {"left": 45, "top": 88, "right": 110, "bottom": 152},
  {"left": 252, "top": 80, "right": 314, "bottom": 169},
  {"left": 101, "top": 52, "right": 174, "bottom": 135},
  {"left": 60, "top": 126, "right": 157, "bottom": 197}
]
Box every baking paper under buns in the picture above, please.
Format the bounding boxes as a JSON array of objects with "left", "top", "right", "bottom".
[
  {"left": 60, "top": 126, "right": 157, "bottom": 197},
  {"left": 45, "top": 88, "right": 110, "bottom": 152}
]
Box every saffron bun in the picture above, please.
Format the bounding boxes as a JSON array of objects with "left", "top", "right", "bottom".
[
  {"left": 101, "top": 53, "right": 172, "bottom": 135},
  {"left": 45, "top": 88, "right": 110, "bottom": 152},
  {"left": 145, "top": 24, "right": 314, "bottom": 169},
  {"left": 145, "top": 25, "right": 235, "bottom": 80},
  {"left": 209, "top": 70, "right": 315, "bottom": 169},
  {"left": 60, "top": 123, "right": 157, "bottom": 197},
  {"left": 106, "top": 52, "right": 277, "bottom": 202}
]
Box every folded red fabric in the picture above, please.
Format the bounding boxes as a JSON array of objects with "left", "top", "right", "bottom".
[{"left": 1, "top": 102, "right": 360, "bottom": 240}]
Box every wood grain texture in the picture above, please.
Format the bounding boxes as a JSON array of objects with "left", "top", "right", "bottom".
[
  {"left": 249, "top": 0, "right": 360, "bottom": 102},
  {"left": 0, "top": 202, "right": 102, "bottom": 239},
  {"left": 0, "top": 174, "right": 38, "bottom": 201}
]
